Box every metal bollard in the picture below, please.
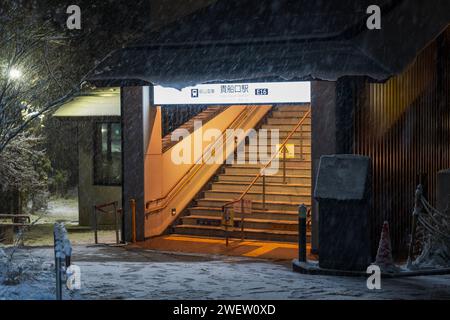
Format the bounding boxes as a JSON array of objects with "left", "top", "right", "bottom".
[
  {"left": 55, "top": 251, "right": 63, "bottom": 300},
  {"left": 54, "top": 223, "right": 65, "bottom": 300},
  {"left": 298, "top": 204, "right": 307, "bottom": 262},
  {"left": 53, "top": 222, "right": 73, "bottom": 300}
]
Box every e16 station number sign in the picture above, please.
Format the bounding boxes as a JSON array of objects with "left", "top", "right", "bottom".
[{"left": 154, "top": 81, "right": 311, "bottom": 105}]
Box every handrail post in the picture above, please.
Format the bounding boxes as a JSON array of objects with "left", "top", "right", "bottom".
[
  {"left": 241, "top": 200, "right": 244, "bottom": 241},
  {"left": 300, "top": 122, "right": 304, "bottom": 160},
  {"left": 262, "top": 173, "right": 266, "bottom": 211},
  {"left": 234, "top": 136, "right": 238, "bottom": 160},
  {"left": 130, "top": 199, "right": 136, "bottom": 243},
  {"left": 224, "top": 206, "right": 229, "bottom": 247},
  {"left": 283, "top": 145, "right": 287, "bottom": 184}
]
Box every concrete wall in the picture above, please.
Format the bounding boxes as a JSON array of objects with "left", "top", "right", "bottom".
[{"left": 77, "top": 121, "right": 122, "bottom": 227}]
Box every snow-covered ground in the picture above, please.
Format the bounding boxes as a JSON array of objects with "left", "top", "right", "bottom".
[
  {"left": 1, "top": 245, "right": 450, "bottom": 300},
  {"left": 30, "top": 197, "right": 79, "bottom": 225}
]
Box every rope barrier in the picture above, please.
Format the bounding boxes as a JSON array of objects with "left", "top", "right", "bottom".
[{"left": 407, "top": 184, "right": 450, "bottom": 268}]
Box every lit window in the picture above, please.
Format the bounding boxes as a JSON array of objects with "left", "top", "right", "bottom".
[{"left": 94, "top": 123, "right": 122, "bottom": 185}]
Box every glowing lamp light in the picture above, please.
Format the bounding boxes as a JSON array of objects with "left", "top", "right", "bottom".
[{"left": 8, "top": 68, "right": 22, "bottom": 80}]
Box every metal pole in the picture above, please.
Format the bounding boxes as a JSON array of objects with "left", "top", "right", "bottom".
[
  {"left": 241, "top": 200, "right": 244, "bottom": 241},
  {"left": 130, "top": 199, "right": 136, "bottom": 243},
  {"left": 283, "top": 145, "right": 287, "bottom": 184},
  {"left": 234, "top": 136, "right": 238, "bottom": 160},
  {"left": 55, "top": 256, "right": 62, "bottom": 300},
  {"left": 225, "top": 207, "right": 229, "bottom": 247},
  {"left": 93, "top": 205, "right": 98, "bottom": 244},
  {"left": 54, "top": 224, "right": 63, "bottom": 300},
  {"left": 262, "top": 174, "right": 266, "bottom": 211},
  {"left": 300, "top": 124, "right": 304, "bottom": 160},
  {"left": 113, "top": 202, "right": 119, "bottom": 245},
  {"left": 298, "top": 204, "right": 307, "bottom": 262}
]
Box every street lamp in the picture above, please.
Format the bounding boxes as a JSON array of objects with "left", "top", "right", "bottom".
[{"left": 8, "top": 68, "right": 22, "bottom": 80}]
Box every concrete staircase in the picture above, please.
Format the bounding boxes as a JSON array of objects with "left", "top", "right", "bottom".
[
  {"left": 173, "top": 105, "right": 311, "bottom": 242},
  {"left": 162, "top": 106, "right": 228, "bottom": 152}
]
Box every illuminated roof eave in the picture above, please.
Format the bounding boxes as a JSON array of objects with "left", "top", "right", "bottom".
[{"left": 53, "top": 88, "right": 121, "bottom": 118}]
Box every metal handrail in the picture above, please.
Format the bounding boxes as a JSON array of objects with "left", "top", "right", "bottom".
[
  {"left": 222, "top": 107, "right": 311, "bottom": 210},
  {"left": 145, "top": 105, "right": 264, "bottom": 216},
  {"left": 93, "top": 201, "right": 121, "bottom": 244}
]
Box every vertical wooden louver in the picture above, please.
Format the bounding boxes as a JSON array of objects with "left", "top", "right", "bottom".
[{"left": 354, "top": 27, "right": 450, "bottom": 256}]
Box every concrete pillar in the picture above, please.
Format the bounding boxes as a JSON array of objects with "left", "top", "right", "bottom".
[
  {"left": 121, "top": 86, "right": 154, "bottom": 242},
  {"left": 310, "top": 78, "right": 357, "bottom": 254}
]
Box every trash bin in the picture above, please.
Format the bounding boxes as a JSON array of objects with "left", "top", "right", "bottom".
[{"left": 314, "top": 154, "right": 372, "bottom": 271}]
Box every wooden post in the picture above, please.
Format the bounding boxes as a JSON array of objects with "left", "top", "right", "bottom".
[{"left": 130, "top": 199, "right": 136, "bottom": 243}]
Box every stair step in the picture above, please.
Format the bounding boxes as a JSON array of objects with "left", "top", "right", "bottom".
[
  {"left": 211, "top": 181, "right": 311, "bottom": 193},
  {"left": 241, "top": 150, "right": 311, "bottom": 159},
  {"left": 263, "top": 132, "right": 311, "bottom": 140},
  {"left": 204, "top": 190, "right": 310, "bottom": 203},
  {"left": 217, "top": 174, "right": 311, "bottom": 184},
  {"left": 227, "top": 161, "right": 311, "bottom": 169},
  {"left": 274, "top": 105, "right": 310, "bottom": 112},
  {"left": 272, "top": 111, "right": 310, "bottom": 118},
  {"left": 181, "top": 215, "right": 300, "bottom": 231},
  {"left": 276, "top": 132, "right": 312, "bottom": 139},
  {"left": 225, "top": 166, "right": 311, "bottom": 176},
  {"left": 197, "top": 198, "right": 309, "bottom": 211},
  {"left": 242, "top": 147, "right": 311, "bottom": 154},
  {"left": 174, "top": 225, "right": 310, "bottom": 242},
  {"left": 188, "top": 207, "right": 299, "bottom": 221},
  {"left": 245, "top": 138, "right": 311, "bottom": 146},
  {"left": 267, "top": 118, "right": 311, "bottom": 125},
  {"left": 238, "top": 154, "right": 312, "bottom": 162},
  {"left": 262, "top": 124, "right": 311, "bottom": 131}
]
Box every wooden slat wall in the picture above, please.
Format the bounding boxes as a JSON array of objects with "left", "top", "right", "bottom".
[{"left": 354, "top": 27, "right": 450, "bottom": 256}]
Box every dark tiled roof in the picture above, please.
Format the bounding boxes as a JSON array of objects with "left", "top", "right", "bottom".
[{"left": 88, "top": 0, "right": 450, "bottom": 87}]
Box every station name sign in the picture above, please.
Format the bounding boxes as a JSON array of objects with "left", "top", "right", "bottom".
[{"left": 153, "top": 81, "right": 310, "bottom": 105}]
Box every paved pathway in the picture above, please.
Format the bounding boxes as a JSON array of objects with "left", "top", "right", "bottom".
[
  {"left": 2, "top": 245, "right": 450, "bottom": 300},
  {"left": 136, "top": 235, "right": 315, "bottom": 260}
]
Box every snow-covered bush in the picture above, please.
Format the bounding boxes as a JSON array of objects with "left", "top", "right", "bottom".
[{"left": 0, "top": 133, "right": 50, "bottom": 213}]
